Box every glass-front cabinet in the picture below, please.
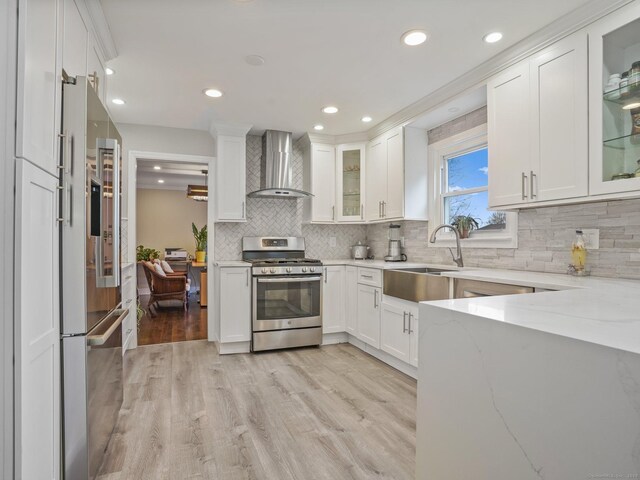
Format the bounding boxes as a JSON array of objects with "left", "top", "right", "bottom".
[
  {"left": 336, "top": 143, "right": 366, "bottom": 222},
  {"left": 589, "top": 3, "right": 640, "bottom": 195}
]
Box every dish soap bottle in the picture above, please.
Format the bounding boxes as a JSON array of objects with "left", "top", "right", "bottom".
[{"left": 569, "top": 230, "right": 587, "bottom": 275}]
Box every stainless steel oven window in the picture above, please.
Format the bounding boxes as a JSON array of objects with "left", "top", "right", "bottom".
[{"left": 254, "top": 276, "right": 321, "bottom": 321}]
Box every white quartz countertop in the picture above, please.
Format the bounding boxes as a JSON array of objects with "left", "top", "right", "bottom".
[
  {"left": 423, "top": 268, "right": 640, "bottom": 355},
  {"left": 321, "top": 259, "right": 458, "bottom": 270},
  {"left": 214, "top": 260, "right": 251, "bottom": 267}
]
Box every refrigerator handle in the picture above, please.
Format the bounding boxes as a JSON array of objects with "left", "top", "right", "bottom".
[{"left": 87, "top": 309, "right": 127, "bottom": 346}]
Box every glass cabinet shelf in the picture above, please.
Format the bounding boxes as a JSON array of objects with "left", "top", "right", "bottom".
[
  {"left": 603, "top": 84, "right": 640, "bottom": 106},
  {"left": 603, "top": 133, "right": 640, "bottom": 148}
]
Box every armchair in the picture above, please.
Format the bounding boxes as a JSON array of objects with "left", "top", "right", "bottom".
[{"left": 141, "top": 261, "right": 190, "bottom": 315}]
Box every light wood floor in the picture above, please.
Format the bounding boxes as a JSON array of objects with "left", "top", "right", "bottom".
[{"left": 96, "top": 341, "right": 417, "bottom": 480}]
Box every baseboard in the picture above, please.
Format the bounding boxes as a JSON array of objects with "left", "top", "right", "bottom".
[
  {"left": 347, "top": 335, "right": 417, "bottom": 379},
  {"left": 322, "top": 332, "right": 349, "bottom": 345},
  {"left": 217, "top": 341, "right": 250, "bottom": 355}
]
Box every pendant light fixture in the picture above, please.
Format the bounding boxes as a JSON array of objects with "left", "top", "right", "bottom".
[{"left": 187, "top": 170, "right": 208, "bottom": 202}]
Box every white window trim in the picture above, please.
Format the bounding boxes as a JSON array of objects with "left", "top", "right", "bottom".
[{"left": 428, "top": 123, "right": 518, "bottom": 249}]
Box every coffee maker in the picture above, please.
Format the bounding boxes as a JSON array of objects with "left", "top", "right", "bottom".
[{"left": 384, "top": 224, "right": 407, "bottom": 262}]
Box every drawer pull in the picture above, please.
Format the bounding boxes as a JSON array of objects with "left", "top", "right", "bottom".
[{"left": 361, "top": 274, "right": 374, "bottom": 279}]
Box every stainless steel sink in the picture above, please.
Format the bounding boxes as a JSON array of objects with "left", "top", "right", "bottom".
[{"left": 383, "top": 267, "right": 454, "bottom": 302}]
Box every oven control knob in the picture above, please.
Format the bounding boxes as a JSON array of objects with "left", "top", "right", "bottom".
[
  {"left": 261, "top": 268, "right": 268, "bottom": 274},
  {"left": 302, "top": 267, "right": 308, "bottom": 273},
  {"left": 270, "top": 268, "right": 276, "bottom": 273},
  {"left": 310, "top": 267, "right": 316, "bottom": 272},
  {"left": 286, "top": 267, "right": 292, "bottom": 273}
]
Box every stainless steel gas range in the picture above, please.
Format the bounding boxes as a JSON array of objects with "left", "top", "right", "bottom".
[{"left": 242, "top": 237, "right": 323, "bottom": 351}]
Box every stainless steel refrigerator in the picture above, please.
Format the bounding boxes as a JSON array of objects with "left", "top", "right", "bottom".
[{"left": 61, "top": 76, "right": 125, "bottom": 480}]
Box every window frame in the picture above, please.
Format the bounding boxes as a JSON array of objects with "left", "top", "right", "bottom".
[{"left": 428, "top": 123, "right": 518, "bottom": 249}]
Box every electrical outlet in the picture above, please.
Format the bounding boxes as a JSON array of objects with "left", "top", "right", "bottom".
[
  {"left": 329, "top": 237, "right": 337, "bottom": 247},
  {"left": 581, "top": 228, "right": 600, "bottom": 250}
]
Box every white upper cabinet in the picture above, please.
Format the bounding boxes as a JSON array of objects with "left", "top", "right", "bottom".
[
  {"left": 303, "top": 141, "right": 336, "bottom": 223},
  {"left": 16, "top": 0, "right": 61, "bottom": 175},
  {"left": 385, "top": 129, "right": 405, "bottom": 219},
  {"left": 62, "top": 0, "right": 87, "bottom": 78},
  {"left": 588, "top": 3, "right": 640, "bottom": 196},
  {"left": 336, "top": 143, "right": 366, "bottom": 222},
  {"left": 488, "top": 31, "right": 588, "bottom": 208},
  {"left": 365, "top": 136, "right": 386, "bottom": 221},
  {"left": 322, "top": 266, "right": 345, "bottom": 333},
  {"left": 365, "top": 126, "right": 405, "bottom": 221},
  {"left": 531, "top": 33, "right": 588, "bottom": 202},
  {"left": 212, "top": 125, "right": 250, "bottom": 222},
  {"left": 488, "top": 63, "right": 532, "bottom": 208}
]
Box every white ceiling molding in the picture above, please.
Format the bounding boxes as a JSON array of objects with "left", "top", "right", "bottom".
[
  {"left": 83, "top": 0, "right": 118, "bottom": 61},
  {"left": 366, "top": 0, "right": 633, "bottom": 139},
  {"left": 301, "top": 131, "right": 369, "bottom": 146},
  {"left": 209, "top": 122, "right": 253, "bottom": 138}
]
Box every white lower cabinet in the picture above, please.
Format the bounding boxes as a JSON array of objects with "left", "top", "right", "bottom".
[
  {"left": 381, "top": 297, "right": 419, "bottom": 367},
  {"left": 345, "top": 266, "right": 358, "bottom": 334},
  {"left": 322, "top": 266, "right": 345, "bottom": 333},
  {"left": 216, "top": 266, "right": 251, "bottom": 343},
  {"left": 16, "top": 159, "right": 60, "bottom": 480},
  {"left": 357, "top": 284, "right": 381, "bottom": 348}
]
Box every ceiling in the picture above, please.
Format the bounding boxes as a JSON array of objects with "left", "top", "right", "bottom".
[
  {"left": 137, "top": 159, "right": 208, "bottom": 190},
  {"left": 100, "top": 0, "right": 592, "bottom": 137}
]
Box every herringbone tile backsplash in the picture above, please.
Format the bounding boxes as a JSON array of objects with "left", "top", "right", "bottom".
[{"left": 214, "top": 135, "right": 366, "bottom": 260}]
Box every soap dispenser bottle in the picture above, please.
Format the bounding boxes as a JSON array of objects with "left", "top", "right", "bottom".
[{"left": 569, "top": 230, "right": 587, "bottom": 275}]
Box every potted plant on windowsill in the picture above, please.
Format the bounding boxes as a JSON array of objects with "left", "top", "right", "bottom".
[
  {"left": 451, "top": 215, "right": 480, "bottom": 239},
  {"left": 192, "top": 223, "right": 207, "bottom": 263}
]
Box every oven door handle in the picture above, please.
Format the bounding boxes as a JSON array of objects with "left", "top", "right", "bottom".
[{"left": 256, "top": 276, "right": 322, "bottom": 283}]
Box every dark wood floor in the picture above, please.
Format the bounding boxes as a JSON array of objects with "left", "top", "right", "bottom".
[
  {"left": 137, "top": 294, "right": 207, "bottom": 346},
  {"left": 97, "top": 341, "right": 417, "bottom": 480}
]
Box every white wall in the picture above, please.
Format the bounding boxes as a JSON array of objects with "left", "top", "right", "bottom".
[
  {"left": 1, "top": 0, "right": 17, "bottom": 477},
  {"left": 136, "top": 188, "right": 208, "bottom": 257},
  {"left": 118, "top": 123, "right": 215, "bottom": 157}
]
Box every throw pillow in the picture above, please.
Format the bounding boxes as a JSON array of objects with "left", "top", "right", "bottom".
[
  {"left": 154, "top": 263, "right": 167, "bottom": 277},
  {"left": 161, "top": 260, "right": 174, "bottom": 273}
]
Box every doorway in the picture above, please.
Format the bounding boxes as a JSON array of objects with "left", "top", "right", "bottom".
[{"left": 126, "top": 151, "right": 215, "bottom": 347}]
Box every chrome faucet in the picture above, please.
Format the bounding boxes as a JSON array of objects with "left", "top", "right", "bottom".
[{"left": 429, "top": 224, "right": 464, "bottom": 268}]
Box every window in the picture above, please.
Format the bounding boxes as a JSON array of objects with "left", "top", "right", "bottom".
[
  {"left": 443, "top": 146, "right": 506, "bottom": 231},
  {"left": 428, "top": 124, "right": 517, "bottom": 248}
]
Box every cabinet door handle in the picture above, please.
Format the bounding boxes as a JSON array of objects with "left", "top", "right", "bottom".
[
  {"left": 530, "top": 171, "right": 536, "bottom": 200},
  {"left": 403, "top": 311, "right": 407, "bottom": 333},
  {"left": 241, "top": 201, "right": 245, "bottom": 219},
  {"left": 383, "top": 201, "right": 386, "bottom": 218},
  {"left": 324, "top": 267, "right": 328, "bottom": 282},
  {"left": 361, "top": 204, "right": 363, "bottom": 220},
  {"left": 332, "top": 205, "right": 335, "bottom": 221},
  {"left": 374, "top": 290, "right": 378, "bottom": 308},
  {"left": 408, "top": 312, "right": 414, "bottom": 334},
  {"left": 246, "top": 269, "right": 249, "bottom": 287},
  {"left": 521, "top": 172, "right": 528, "bottom": 200}
]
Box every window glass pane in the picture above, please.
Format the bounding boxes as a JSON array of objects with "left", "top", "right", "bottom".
[
  {"left": 444, "top": 191, "right": 506, "bottom": 231},
  {"left": 446, "top": 147, "right": 488, "bottom": 192}
]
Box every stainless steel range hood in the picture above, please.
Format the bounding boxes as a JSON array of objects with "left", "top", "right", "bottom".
[{"left": 247, "top": 130, "right": 312, "bottom": 198}]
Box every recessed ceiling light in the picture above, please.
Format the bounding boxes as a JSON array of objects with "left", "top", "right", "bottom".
[
  {"left": 153, "top": 165, "right": 161, "bottom": 170},
  {"left": 314, "top": 124, "right": 324, "bottom": 131},
  {"left": 158, "top": 179, "right": 165, "bottom": 184},
  {"left": 111, "top": 98, "right": 125, "bottom": 105},
  {"left": 245, "top": 55, "right": 265, "bottom": 66},
  {"left": 401, "top": 30, "right": 428, "bottom": 46},
  {"left": 361, "top": 116, "right": 372, "bottom": 123},
  {"left": 622, "top": 102, "right": 640, "bottom": 110},
  {"left": 105, "top": 67, "right": 115, "bottom": 75},
  {"left": 322, "top": 106, "right": 338, "bottom": 114},
  {"left": 483, "top": 32, "right": 503, "bottom": 44},
  {"left": 204, "top": 88, "right": 223, "bottom": 98}
]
